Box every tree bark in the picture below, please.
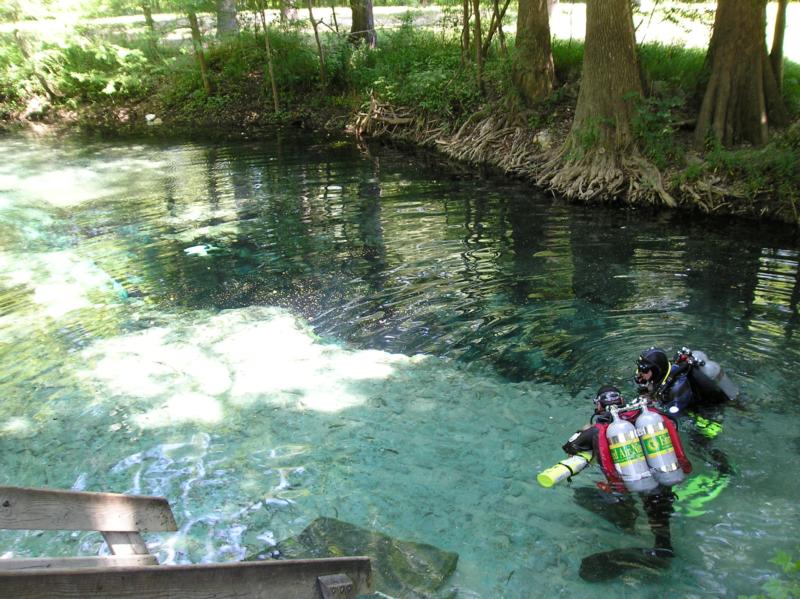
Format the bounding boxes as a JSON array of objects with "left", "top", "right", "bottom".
[
  {"left": 306, "top": 0, "right": 326, "bottom": 86},
  {"left": 473, "top": 0, "right": 483, "bottom": 93},
  {"left": 349, "top": 0, "right": 376, "bottom": 48},
  {"left": 257, "top": 0, "right": 280, "bottom": 113},
  {"left": 770, "top": 0, "right": 787, "bottom": 92},
  {"left": 141, "top": 1, "right": 155, "bottom": 31},
  {"left": 482, "top": 0, "right": 511, "bottom": 57},
  {"left": 188, "top": 11, "right": 213, "bottom": 95},
  {"left": 694, "top": 0, "right": 787, "bottom": 148},
  {"left": 461, "top": 0, "right": 470, "bottom": 66},
  {"left": 216, "top": 0, "right": 239, "bottom": 38},
  {"left": 538, "top": 0, "right": 673, "bottom": 205},
  {"left": 512, "top": 0, "right": 554, "bottom": 105},
  {"left": 140, "top": 1, "right": 160, "bottom": 56}
]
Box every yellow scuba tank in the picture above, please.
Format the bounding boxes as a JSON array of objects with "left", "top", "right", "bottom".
[
  {"left": 607, "top": 408, "right": 658, "bottom": 493},
  {"left": 537, "top": 451, "right": 592, "bottom": 488},
  {"left": 635, "top": 404, "right": 685, "bottom": 486}
]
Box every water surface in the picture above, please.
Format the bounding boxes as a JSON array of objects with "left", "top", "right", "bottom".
[{"left": 0, "top": 131, "right": 798, "bottom": 597}]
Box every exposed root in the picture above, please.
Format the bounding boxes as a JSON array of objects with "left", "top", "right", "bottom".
[
  {"left": 537, "top": 143, "right": 676, "bottom": 207},
  {"left": 351, "top": 96, "right": 442, "bottom": 143},
  {"left": 348, "top": 99, "right": 800, "bottom": 220}
]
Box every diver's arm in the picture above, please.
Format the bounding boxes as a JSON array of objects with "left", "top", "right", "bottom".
[
  {"left": 659, "top": 367, "right": 694, "bottom": 417},
  {"left": 562, "top": 426, "right": 597, "bottom": 456}
]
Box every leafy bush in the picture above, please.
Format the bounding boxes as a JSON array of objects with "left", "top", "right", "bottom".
[
  {"left": 740, "top": 548, "right": 800, "bottom": 599},
  {"left": 0, "top": 35, "right": 29, "bottom": 108},
  {"left": 348, "top": 20, "right": 482, "bottom": 118},
  {"left": 639, "top": 42, "right": 705, "bottom": 96},
  {"left": 631, "top": 92, "right": 684, "bottom": 169},
  {"left": 551, "top": 38, "right": 584, "bottom": 84},
  {"left": 52, "top": 35, "right": 152, "bottom": 102}
]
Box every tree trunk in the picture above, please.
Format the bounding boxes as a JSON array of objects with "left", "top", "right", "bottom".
[
  {"left": 141, "top": 1, "right": 155, "bottom": 31},
  {"left": 349, "top": 0, "right": 376, "bottom": 48},
  {"left": 140, "top": 1, "right": 160, "bottom": 56},
  {"left": 216, "top": 0, "right": 239, "bottom": 38},
  {"left": 330, "top": 2, "right": 339, "bottom": 33},
  {"left": 188, "top": 11, "right": 213, "bottom": 95},
  {"left": 257, "top": 0, "right": 280, "bottom": 113},
  {"left": 482, "top": 0, "right": 510, "bottom": 58},
  {"left": 770, "top": 0, "right": 787, "bottom": 92},
  {"left": 473, "top": 0, "right": 483, "bottom": 93},
  {"left": 306, "top": 0, "right": 327, "bottom": 86},
  {"left": 694, "top": 0, "right": 787, "bottom": 148},
  {"left": 538, "top": 0, "right": 673, "bottom": 205},
  {"left": 461, "top": 0, "right": 470, "bottom": 66},
  {"left": 512, "top": 0, "right": 554, "bottom": 105}
]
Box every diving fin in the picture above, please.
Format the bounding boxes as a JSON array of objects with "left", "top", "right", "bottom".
[{"left": 579, "top": 547, "right": 672, "bottom": 582}]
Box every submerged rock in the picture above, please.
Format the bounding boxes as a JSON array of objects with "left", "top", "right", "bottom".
[{"left": 262, "top": 517, "right": 458, "bottom": 598}]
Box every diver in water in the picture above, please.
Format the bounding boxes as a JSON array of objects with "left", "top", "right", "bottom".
[
  {"left": 635, "top": 346, "right": 739, "bottom": 420},
  {"left": 635, "top": 346, "right": 740, "bottom": 516},
  {"left": 560, "top": 385, "right": 691, "bottom": 580}
]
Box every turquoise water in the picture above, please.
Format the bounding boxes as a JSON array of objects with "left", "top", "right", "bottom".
[{"left": 0, "top": 131, "right": 798, "bottom": 597}]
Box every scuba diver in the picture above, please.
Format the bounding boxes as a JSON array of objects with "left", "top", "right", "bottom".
[
  {"left": 556, "top": 385, "right": 692, "bottom": 581},
  {"left": 635, "top": 346, "right": 739, "bottom": 419},
  {"left": 635, "top": 346, "right": 740, "bottom": 516}
]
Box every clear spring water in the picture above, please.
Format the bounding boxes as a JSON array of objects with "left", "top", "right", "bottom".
[{"left": 0, "top": 130, "right": 798, "bottom": 597}]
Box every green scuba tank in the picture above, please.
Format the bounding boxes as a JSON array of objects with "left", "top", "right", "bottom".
[
  {"left": 607, "top": 409, "right": 658, "bottom": 493},
  {"left": 537, "top": 451, "right": 592, "bottom": 488},
  {"left": 635, "top": 404, "right": 685, "bottom": 486}
]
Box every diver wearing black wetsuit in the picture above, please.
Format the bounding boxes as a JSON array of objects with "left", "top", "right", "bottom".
[
  {"left": 635, "top": 346, "right": 739, "bottom": 476},
  {"left": 562, "top": 386, "right": 676, "bottom": 558}
]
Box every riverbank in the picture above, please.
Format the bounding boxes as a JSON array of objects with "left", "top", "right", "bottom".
[{"left": 2, "top": 6, "right": 799, "bottom": 226}]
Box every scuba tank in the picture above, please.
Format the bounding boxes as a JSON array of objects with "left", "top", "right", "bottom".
[
  {"left": 635, "top": 404, "right": 685, "bottom": 486},
  {"left": 606, "top": 409, "right": 658, "bottom": 493},
  {"left": 690, "top": 350, "right": 739, "bottom": 401},
  {"left": 537, "top": 451, "right": 592, "bottom": 488}
]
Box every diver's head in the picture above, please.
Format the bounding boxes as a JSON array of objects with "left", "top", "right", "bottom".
[
  {"left": 636, "top": 347, "right": 670, "bottom": 387},
  {"left": 593, "top": 385, "right": 624, "bottom": 414}
]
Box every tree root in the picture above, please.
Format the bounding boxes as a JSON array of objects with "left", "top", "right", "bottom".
[
  {"left": 537, "top": 143, "right": 676, "bottom": 207},
  {"left": 347, "top": 100, "right": 799, "bottom": 219}
]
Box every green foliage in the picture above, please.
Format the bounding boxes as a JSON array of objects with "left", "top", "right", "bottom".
[
  {"left": 630, "top": 92, "right": 683, "bottom": 169},
  {"left": 638, "top": 42, "right": 705, "bottom": 95},
  {"left": 0, "top": 35, "right": 28, "bottom": 109},
  {"left": 783, "top": 60, "right": 800, "bottom": 117},
  {"left": 739, "top": 548, "right": 800, "bottom": 599},
  {"left": 348, "top": 19, "right": 482, "bottom": 118},
  {"left": 679, "top": 132, "right": 800, "bottom": 209},
  {"left": 551, "top": 38, "right": 584, "bottom": 84},
  {"left": 50, "top": 34, "right": 152, "bottom": 102},
  {"left": 568, "top": 117, "right": 611, "bottom": 159}
]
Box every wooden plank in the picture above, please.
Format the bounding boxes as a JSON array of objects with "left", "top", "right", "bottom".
[
  {"left": 102, "top": 531, "right": 150, "bottom": 555},
  {"left": 0, "top": 555, "right": 158, "bottom": 571},
  {"left": 0, "top": 487, "right": 178, "bottom": 532},
  {"left": 0, "top": 557, "right": 373, "bottom": 599}
]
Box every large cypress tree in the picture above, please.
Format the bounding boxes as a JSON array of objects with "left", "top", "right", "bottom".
[
  {"left": 350, "top": 0, "right": 377, "bottom": 48},
  {"left": 512, "top": 0, "right": 555, "bottom": 105},
  {"left": 694, "top": 0, "right": 788, "bottom": 148},
  {"left": 537, "top": 0, "right": 673, "bottom": 205},
  {"left": 216, "top": 0, "right": 239, "bottom": 38}
]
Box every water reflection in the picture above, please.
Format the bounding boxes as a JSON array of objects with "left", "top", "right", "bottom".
[{"left": 0, "top": 131, "right": 799, "bottom": 597}]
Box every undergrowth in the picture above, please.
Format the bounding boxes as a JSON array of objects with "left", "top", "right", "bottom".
[{"left": 1, "top": 16, "right": 798, "bottom": 222}]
